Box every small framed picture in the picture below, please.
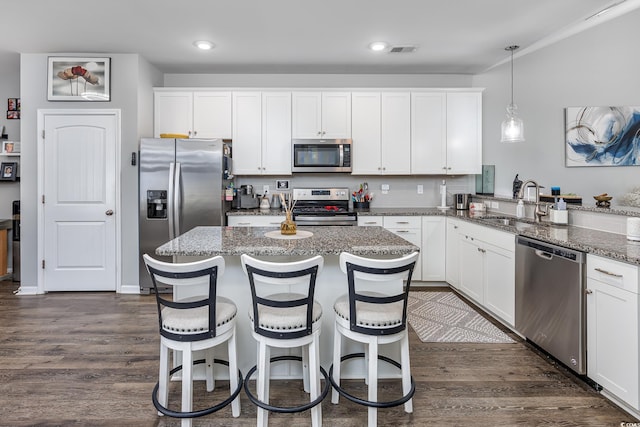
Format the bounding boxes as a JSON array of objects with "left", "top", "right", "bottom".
[
  {"left": 0, "top": 162, "right": 17, "bottom": 181},
  {"left": 2, "top": 141, "right": 18, "bottom": 154},
  {"left": 6, "top": 111, "right": 19, "bottom": 119},
  {"left": 7, "top": 98, "right": 18, "bottom": 111},
  {"left": 47, "top": 57, "right": 111, "bottom": 101}
]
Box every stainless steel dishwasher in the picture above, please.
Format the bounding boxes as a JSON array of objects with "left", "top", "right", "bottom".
[{"left": 515, "top": 235, "right": 586, "bottom": 374}]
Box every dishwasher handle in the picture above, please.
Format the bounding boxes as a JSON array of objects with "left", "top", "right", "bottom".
[
  {"left": 516, "top": 235, "right": 584, "bottom": 263},
  {"left": 535, "top": 249, "right": 554, "bottom": 260}
]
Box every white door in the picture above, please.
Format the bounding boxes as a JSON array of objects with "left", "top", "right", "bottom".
[{"left": 41, "top": 111, "right": 118, "bottom": 291}]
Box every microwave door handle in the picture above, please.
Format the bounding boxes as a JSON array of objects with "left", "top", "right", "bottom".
[{"left": 339, "top": 145, "right": 344, "bottom": 167}]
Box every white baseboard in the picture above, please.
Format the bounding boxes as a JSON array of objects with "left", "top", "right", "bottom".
[{"left": 119, "top": 284, "right": 141, "bottom": 294}]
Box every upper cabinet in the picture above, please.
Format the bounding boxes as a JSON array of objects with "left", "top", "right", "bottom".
[
  {"left": 352, "top": 92, "right": 411, "bottom": 175},
  {"left": 154, "top": 90, "right": 232, "bottom": 139},
  {"left": 411, "top": 90, "right": 482, "bottom": 175},
  {"left": 292, "top": 92, "right": 351, "bottom": 138},
  {"left": 232, "top": 91, "right": 292, "bottom": 175}
]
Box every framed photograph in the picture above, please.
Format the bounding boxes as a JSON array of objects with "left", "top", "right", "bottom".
[
  {"left": 47, "top": 57, "right": 111, "bottom": 101},
  {"left": 6, "top": 111, "right": 19, "bottom": 120},
  {"left": 0, "top": 162, "right": 17, "bottom": 181},
  {"left": 7, "top": 98, "right": 18, "bottom": 111},
  {"left": 2, "top": 141, "right": 19, "bottom": 154}
]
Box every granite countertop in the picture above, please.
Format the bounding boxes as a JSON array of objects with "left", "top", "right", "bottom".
[
  {"left": 156, "top": 225, "right": 419, "bottom": 257},
  {"left": 227, "top": 208, "right": 286, "bottom": 216}
]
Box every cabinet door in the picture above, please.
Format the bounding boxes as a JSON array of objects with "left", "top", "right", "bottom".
[
  {"left": 154, "top": 91, "right": 193, "bottom": 137},
  {"left": 446, "top": 92, "right": 482, "bottom": 175},
  {"left": 483, "top": 242, "right": 515, "bottom": 326},
  {"left": 322, "top": 92, "right": 351, "bottom": 138},
  {"left": 411, "top": 92, "right": 446, "bottom": 174},
  {"left": 587, "top": 278, "right": 639, "bottom": 408},
  {"left": 351, "top": 92, "right": 381, "bottom": 175},
  {"left": 262, "top": 92, "right": 292, "bottom": 175},
  {"left": 193, "top": 91, "right": 232, "bottom": 139},
  {"left": 232, "top": 92, "right": 262, "bottom": 175},
  {"left": 292, "top": 92, "right": 322, "bottom": 138},
  {"left": 458, "top": 235, "right": 484, "bottom": 303},
  {"left": 422, "top": 217, "right": 446, "bottom": 281},
  {"left": 381, "top": 92, "right": 411, "bottom": 174},
  {"left": 445, "top": 219, "right": 462, "bottom": 288}
]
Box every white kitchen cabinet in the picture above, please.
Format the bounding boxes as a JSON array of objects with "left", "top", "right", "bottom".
[
  {"left": 586, "top": 254, "right": 640, "bottom": 411},
  {"left": 445, "top": 218, "right": 462, "bottom": 289},
  {"left": 154, "top": 90, "right": 232, "bottom": 139},
  {"left": 421, "top": 216, "right": 446, "bottom": 281},
  {"left": 228, "top": 215, "right": 285, "bottom": 227},
  {"left": 357, "top": 216, "right": 383, "bottom": 227},
  {"left": 411, "top": 92, "right": 446, "bottom": 174},
  {"left": 410, "top": 91, "right": 482, "bottom": 175},
  {"left": 232, "top": 91, "right": 292, "bottom": 175},
  {"left": 351, "top": 92, "right": 410, "bottom": 175},
  {"left": 292, "top": 92, "right": 351, "bottom": 138},
  {"left": 383, "top": 216, "right": 422, "bottom": 281},
  {"left": 456, "top": 221, "right": 515, "bottom": 326}
]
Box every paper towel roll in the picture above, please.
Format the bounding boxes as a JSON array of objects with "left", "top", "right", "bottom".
[{"left": 627, "top": 217, "right": 640, "bottom": 241}]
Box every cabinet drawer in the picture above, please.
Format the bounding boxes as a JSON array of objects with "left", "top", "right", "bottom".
[
  {"left": 358, "top": 217, "right": 383, "bottom": 227},
  {"left": 383, "top": 216, "right": 421, "bottom": 229},
  {"left": 228, "top": 215, "right": 284, "bottom": 227},
  {"left": 587, "top": 255, "right": 639, "bottom": 294}
]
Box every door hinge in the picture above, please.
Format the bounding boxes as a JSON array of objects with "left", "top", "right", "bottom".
[
  {"left": 42, "top": 195, "right": 45, "bottom": 204},
  {"left": 42, "top": 260, "right": 45, "bottom": 269},
  {"left": 42, "top": 130, "right": 45, "bottom": 139}
]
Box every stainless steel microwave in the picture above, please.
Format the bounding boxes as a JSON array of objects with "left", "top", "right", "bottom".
[{"left": 291, "top": 138, "right": 352, "bottom": 172}]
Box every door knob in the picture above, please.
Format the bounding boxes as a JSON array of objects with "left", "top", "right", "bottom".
[{"left": 106, "top": 209, "right": 114, "bottom": 216}]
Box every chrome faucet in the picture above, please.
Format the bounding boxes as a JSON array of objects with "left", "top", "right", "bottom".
[{"left": 517, "top": 180, "right": 548, "bottom": 223}]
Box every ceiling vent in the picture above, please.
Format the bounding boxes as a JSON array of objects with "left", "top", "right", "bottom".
[{"left": 389, "top": 46, "right": 417, "bottom": 53}]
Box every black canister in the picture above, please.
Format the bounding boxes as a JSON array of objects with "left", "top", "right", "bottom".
[{"left": 512, "top": 174, "right": 523, "bottom": 199}]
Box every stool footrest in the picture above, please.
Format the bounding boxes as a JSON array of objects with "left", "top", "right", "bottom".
[
  {"left": 329, "top": 352, "right": 415, "bottom": 408},
  {"left": 152, "top": 358, "right": 244, "bottom": 419},
  {"left": 244, "top": 355, "right": 331, "bottom": 413}
]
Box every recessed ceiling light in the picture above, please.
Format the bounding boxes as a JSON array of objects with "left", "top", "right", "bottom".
[
  {"left": 193, "top": 40, "right": 215, "bottom": 50},
  {"left": 368, "top": 41, "right": 389, "bottom": 52}
]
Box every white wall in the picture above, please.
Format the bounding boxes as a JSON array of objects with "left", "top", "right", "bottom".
[
  {"left": 474, "top": 8, "right": 640, "bottom": 205},
  {"left": 19, "top": 53, "right": 161, "bottom": 290},
  {"left": 0, "top": 54, "right": 21, "bottom": 219}
]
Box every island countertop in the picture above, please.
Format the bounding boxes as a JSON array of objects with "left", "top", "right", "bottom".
[{"left": 156, "top": 225, "right": 419, "bottom": 257}]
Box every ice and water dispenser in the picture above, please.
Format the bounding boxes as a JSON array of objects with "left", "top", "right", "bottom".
[{"left": 146, "top": 190, "right": 167, "bottom": 219}]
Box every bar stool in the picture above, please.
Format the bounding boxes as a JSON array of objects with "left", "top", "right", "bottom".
[
  {"left": 143, "top": 254, "right": 243, "bottom": 427},
  {"left": 329, "top": 251, "right": 419, "bottom": 427},
  {"left": 241, "top": 254, "right": 330, "bottom": 427}
]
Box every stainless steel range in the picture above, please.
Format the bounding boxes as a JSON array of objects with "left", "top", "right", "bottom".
[{"left": 292, "top": 188, "right": 357, "bottom": 226}]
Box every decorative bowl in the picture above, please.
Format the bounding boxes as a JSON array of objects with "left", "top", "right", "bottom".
[{"left": 593, "top": 195, "right": 613, "bottom": 202}]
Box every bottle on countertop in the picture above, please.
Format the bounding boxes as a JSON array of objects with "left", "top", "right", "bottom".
[
  {"left": 439, "top": 180, "right": 447, "bottom": 208},
  {"left": 516, "top": 199, "right": 525, "bottom": 218}
]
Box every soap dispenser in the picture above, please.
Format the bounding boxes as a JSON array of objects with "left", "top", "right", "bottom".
[{"left": 516, "top": 199, "right": 525, "bottom": 218}]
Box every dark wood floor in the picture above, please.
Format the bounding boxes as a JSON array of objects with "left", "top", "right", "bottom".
[{"left": 0, "top": 281, "right": 635, "bottom": 426}]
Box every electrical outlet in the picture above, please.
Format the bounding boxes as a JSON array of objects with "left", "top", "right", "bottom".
[
  {"left": 263, "top": 185, "right": 269, "bottom": 194},
  {"left": 381, "top": 184, "right": 389, "bottom": 194},
  {"left": 417, "top": 184, "right": 424, "bottom": 194},
  {"left": 491, "top": 201, "right": 499, "bottom": 209}
]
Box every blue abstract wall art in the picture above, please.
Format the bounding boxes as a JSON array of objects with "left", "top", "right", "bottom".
[{"left": 565, "top": 106, "right": 640, "bottom": 167}]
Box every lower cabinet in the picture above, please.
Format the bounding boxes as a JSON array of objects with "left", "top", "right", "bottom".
[
  {"left": 586, "top": 254, "right": 639, "bottom": 411},
  {"left": 422, "top": 216, "right": 446, "bottom": 281},
  {"left": 445, "top": 218, "right": 462, "bottom": 289},
  {"left": 456, "top": 220, "right": 515, "bottom": 326},
  {"left": 227, "top": 215, "right": 285, "bottom": 227},
  {"left": 383, "top": 216, "right": 422, "bottom": 281}
]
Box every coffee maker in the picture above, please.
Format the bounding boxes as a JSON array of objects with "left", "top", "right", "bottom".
[{"left": 454, "top": 193, "right": 471, "bottom": 210}]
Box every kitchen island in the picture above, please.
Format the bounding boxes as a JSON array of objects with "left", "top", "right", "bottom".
[{"left": 155, "top": 225, "right": 419, "bottom": 379}]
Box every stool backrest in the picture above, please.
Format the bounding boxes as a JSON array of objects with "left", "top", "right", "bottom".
[
  {"left": 241, "top": 254, "right": 324, "bottom": 340},
  {"left": 143, "top": 254, "right": 225, "bottom": 342},
  {"left": 339, "top": 252, "right": 419, "bottom": 335}
]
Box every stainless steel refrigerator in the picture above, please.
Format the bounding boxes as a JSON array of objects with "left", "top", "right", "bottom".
[{"left": 139, "top": 138, "right": 232, "bottom": 293}]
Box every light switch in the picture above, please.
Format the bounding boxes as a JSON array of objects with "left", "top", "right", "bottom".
[{"left": 417, "top": 184, "right": 424, "bottom": 194}]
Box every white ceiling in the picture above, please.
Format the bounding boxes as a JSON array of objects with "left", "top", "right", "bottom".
[{"left": 2, "top": 0, "right": 639, "bottom": 74}]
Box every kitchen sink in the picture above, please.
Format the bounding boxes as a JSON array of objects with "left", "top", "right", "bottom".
[{"left": 480, "top": 216, "right": 541, "bottom": 231}]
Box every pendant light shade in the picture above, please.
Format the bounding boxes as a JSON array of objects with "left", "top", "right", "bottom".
[{"left": 500, "top": 45, "right": 525, "bottom": 143}]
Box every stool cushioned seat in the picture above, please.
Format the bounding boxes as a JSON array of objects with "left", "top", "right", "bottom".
[
  {"left": 333, "top": 291, "right": 403, "bottom": 328},
  {"left": 249, "top": 293, "right": 322, "bottom": 332},
  {"left": 162, "top": 296, "right": 237, "bottom": 335}
]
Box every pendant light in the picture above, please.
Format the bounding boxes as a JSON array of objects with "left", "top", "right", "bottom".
[{"left": 500, "top": 45, "right": 525, "bottom": 143}]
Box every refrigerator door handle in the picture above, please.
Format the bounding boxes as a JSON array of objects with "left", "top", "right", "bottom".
[
  {"left": 174, "top": 162, "right": 182, "bottom": 236},
  {"left": 167, "top": 162, "right": 176, "bottom": 240}
]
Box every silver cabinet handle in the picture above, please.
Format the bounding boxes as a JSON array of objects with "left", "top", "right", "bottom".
[
  {"left": 477, "top": 247, "right": 486, "bottom": 253},
  {"left": 396, "top": 230, "right": 410, "bottom": 233},
  {"left": 594, "top": 268, "right": 623, "bottom": 278},
  {"left": 453, "top": 225, "right": 458, "bottom": 229},
  {"left": 364, "top": 221, "right": 379, "bottom": 225},
  {"left": 237, "top": 222, "right": 251, "bottom": 225},
  {"left": 396, "top": 221, "right": 410, "bottom": 224},
  {"left": 105, "top": 209, "right": 114, "bottom": 216}
]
